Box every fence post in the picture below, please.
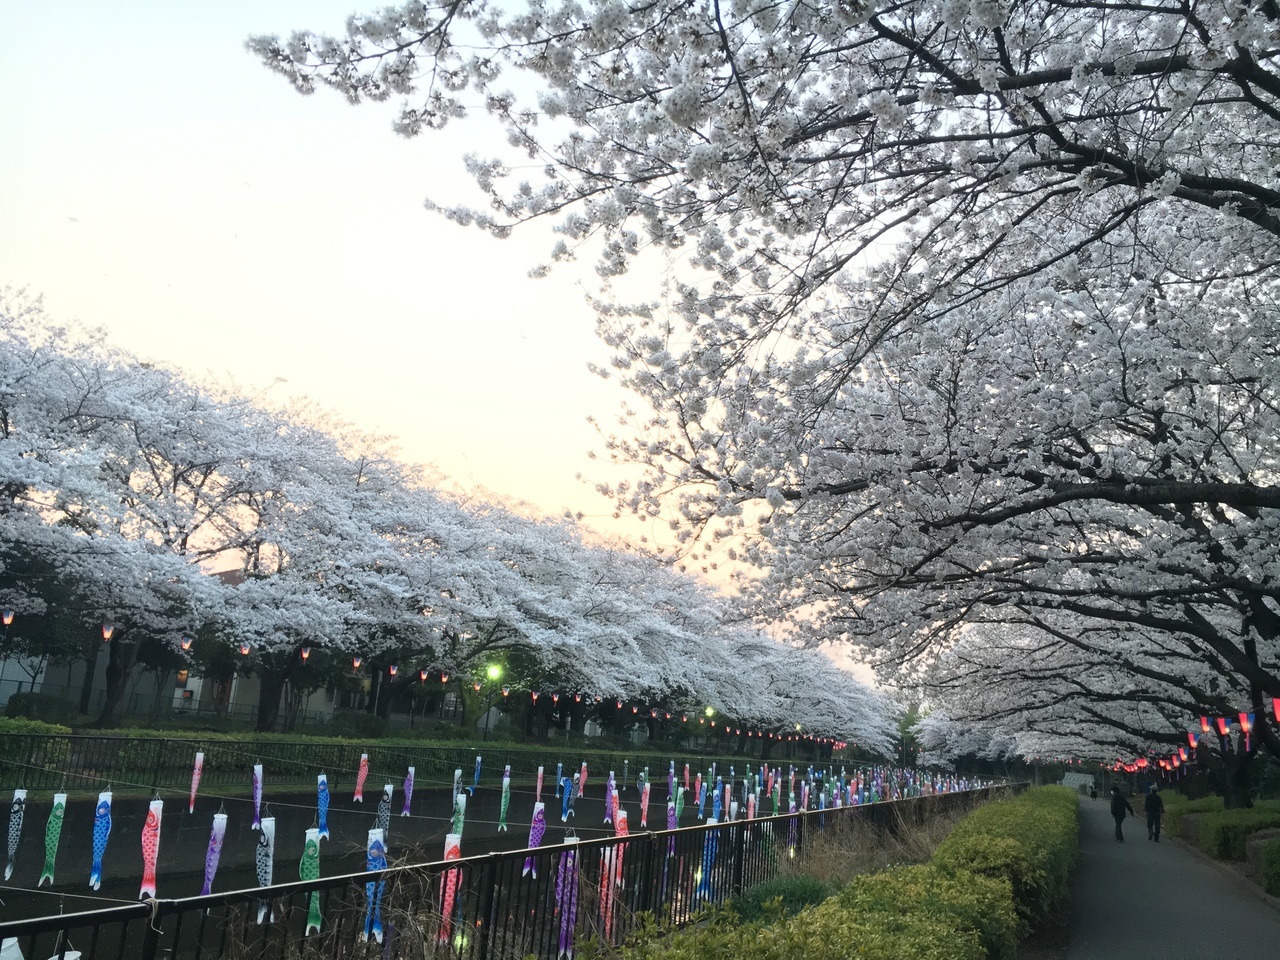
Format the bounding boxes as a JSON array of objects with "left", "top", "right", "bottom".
[
  {"left": 150, "top": 739, "right": 164, "bottom": 795},
  {"left": 139, "top": 899, "right": 167, "bottom": 960},
  {"left": 729, "top": 821, "right": 747, "bottom": 897},
  {"left": 24, "top": 735, "right": 37, "bottom": 783},
  {"left": 474, "top": 852, "right": 500, "bottom": 960}
]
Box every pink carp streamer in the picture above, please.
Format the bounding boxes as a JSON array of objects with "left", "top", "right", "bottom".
[
  {"left": 188, "top": 752, "right": 203, "bottom": 814},
  {"left": 523, "top": 802, "right": 546, "bottom": 877},
  {"left": 354, "top": 753, "right": 369, "bottom": 802},
  {"left": 554, "top": 837, "right": 579, "bottom": 960},
  {"left": 599, "top": 808, "right": 628, "bottom": 939},
  {"left": 251, "top": 763, "right": 263, "bottom": 829},
  {"left": 201, "top": 812, "right": 226, "bottom": 896},
  {"left": 139, "top": 799, "right": 163, "bottom": 899},
  {"left": 438, "top": 833, "right": 462, "bottom": 943}
]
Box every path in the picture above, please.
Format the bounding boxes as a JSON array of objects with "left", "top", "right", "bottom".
[{"left": 1066, "top": 794, "right": 1280, "bottom": 959}]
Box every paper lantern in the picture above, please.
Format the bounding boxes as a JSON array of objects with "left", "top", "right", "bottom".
[
  {"left": 180, "top": 636, "right": 193, "bottom": 651},
  {"left": 388, "top": 664, "right": 398, "bottom": 676},
  {"left": 301, "top": 647, "right": 311, "bottom": 661},
  {"left": 352, "top": 656, "right": 363, "bottom": 669}
]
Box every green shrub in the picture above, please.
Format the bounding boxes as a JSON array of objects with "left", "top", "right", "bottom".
[
  {"left": 0, "top": 716, "right": 73, "bottom": 784},
  {"left": 1261, "top": 836, "right": 1280, "bottom": 896},
  {"left": 1199, "top": 806, "right": 1280, "bottom": 860},
  {"left": 611, "top": 785, "right": 1071, "bottom": 960},
  {"left": 4, "top": 692, "right": 78, "bottom": 723},
  {"left": 1163, "top": 795, "right": 1222, "bottom": 834},
  {"left": 933, "top": 786, "right": 1077, "bottom": 928},
  {"left": 0, "top": 716, "right": 73, "bottom": 735},
  {"left": 838, "top": 864, "right": 1018, "bottom": 960},
  {"left": 730, "top": 875, "right": 833, "bottom": 922},
  {"left": 619, "top": 898, "right": 986, "bottom": 960}
]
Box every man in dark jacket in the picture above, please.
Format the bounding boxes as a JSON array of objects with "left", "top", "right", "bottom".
[
  {"left": 1144, "top": 785, "right": 1165, "bottom": 841},
  {"left": 1110, "top": 786, "right": 1135, "bottom": 841}
]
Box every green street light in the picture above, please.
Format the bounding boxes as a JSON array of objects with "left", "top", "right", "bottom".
[
  {"left": 705, "top": 707, "right": 715, "bottom": 717},
  {"left": 482, "top": 663, "right": 503, "bottom": 740}
]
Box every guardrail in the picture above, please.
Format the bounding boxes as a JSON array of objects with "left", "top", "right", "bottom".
[{"left": 0, "top": 787, "right": 1007, "bottom": 960}]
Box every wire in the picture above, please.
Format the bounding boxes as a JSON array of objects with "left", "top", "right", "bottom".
[{"left": 0, "top": 883, "right": 139, "bottom": 907}]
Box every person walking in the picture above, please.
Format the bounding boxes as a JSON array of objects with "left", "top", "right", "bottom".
[
  {"left": 1089, "top": 783, "right": 1097, "bottom": 801},
  {"left": 1110, "top": 785, "right": 1135, "bottom": 842},
  {"left": 1145, "top": 785, "right": 1165, "bottom": 841}
]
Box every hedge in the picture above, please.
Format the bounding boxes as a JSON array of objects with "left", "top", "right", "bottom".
[
  {"left": 1261, "top": 836, "right": 1280, "bottom": 896},
  {"left": 1198, "top": 802, "right": 1280, "bottom": 860},
  {"left": 933, "top": 785, "right": 1078, "bottom": 928},
  {"left": 729, "top": 875, "right": 833, "bottom": 922},
  {"left": 0, "top": 717, "right": 73, "bottom": 784},
  {"left": 614, "top": 785, "right": 1075, "bottom": 960},
  {"left": 1161, "top": 794, "right": 1222, "bottom": 835}
]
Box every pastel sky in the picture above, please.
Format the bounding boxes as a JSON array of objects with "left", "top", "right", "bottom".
[{"left": 2, "top": 2, "right": 654, "bottom": 538}]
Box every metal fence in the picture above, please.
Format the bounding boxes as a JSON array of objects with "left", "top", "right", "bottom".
[
  {"left": 0, "top": 787, "right": 1003, "bottom": 960},
  {"left": 0, "top": 731, "right": 869, "bottom": 797}
]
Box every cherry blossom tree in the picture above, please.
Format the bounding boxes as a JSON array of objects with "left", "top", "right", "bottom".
[
  {"left": 247, "top": 2, "right": 1280, "bottom": 771},
  {"left": 3, "top": 293, "right": 895, "bottom": 744}
]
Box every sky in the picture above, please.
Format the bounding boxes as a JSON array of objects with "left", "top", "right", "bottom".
[{"left": 1, "top": 2, "right": 652, "bottom": 540}]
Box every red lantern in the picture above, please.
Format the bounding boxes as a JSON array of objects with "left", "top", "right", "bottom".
[
  {"left": 1215, "top": 717, "right": 1231, "bottom": 737},
  {"left": 1187, "top": 732, "right": 1199, "bottom": 749},
  {"left": 1200, "top": 716, "right": 1211, "bottom": 734}
]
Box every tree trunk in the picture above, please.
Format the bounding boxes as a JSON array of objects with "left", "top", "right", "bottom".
[
  {"left": 1221, "top": 750, "right": 1254, "bottom": 809},
  {"left": 78, "top": 652, "right": 96, "bottom": 715},
  {"left": 97, "top": 636, "right": 141, "bottom": 728},
  {"left": 255, "top": 655, "right": 295, "bottom": 732}
]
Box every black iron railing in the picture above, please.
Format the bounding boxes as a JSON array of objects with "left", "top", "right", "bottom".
[
  {"left": 0, "top": 731, "right": 877, "bottom": 797},
  {"left": 0, "top": 788, "right": 1004, "bottom": 960}
]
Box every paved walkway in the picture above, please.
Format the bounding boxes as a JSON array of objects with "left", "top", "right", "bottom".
[{"left": 1066, "top": 795, "right": 1280, "bottom": 959}]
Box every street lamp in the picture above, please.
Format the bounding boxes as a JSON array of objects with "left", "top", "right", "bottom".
[
  {"left": 1, "top": 608, "right": 12, "bottom": 644},
  {"left": 483, "top": 663, "right": 503, "bottom": 741}
]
